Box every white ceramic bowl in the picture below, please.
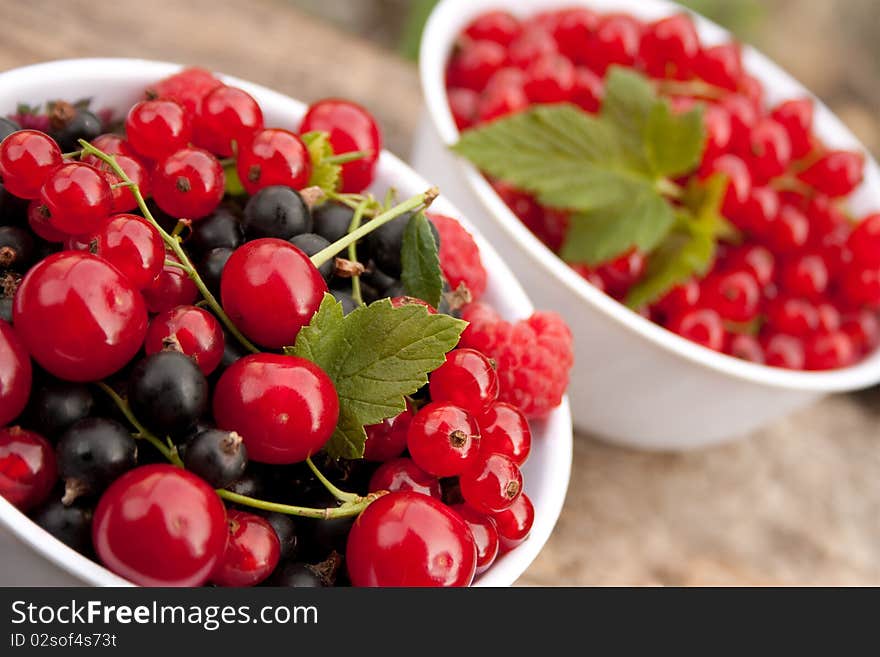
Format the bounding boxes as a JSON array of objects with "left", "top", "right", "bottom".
[
  {"left": 414, "top": 0, "right": 880, "bottom": 450},
  {"left": 0, "top": 58, "right": 572, "bottom": 587}
]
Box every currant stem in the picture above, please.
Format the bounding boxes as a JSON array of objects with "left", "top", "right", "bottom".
[
  {"left": 311, "top": 187, "right": 439, "bottom": 268},
  {"left": 656, "top": 78, "right": 726, "bottom": 101},
  {"left": 216, "top": 489, "right": 381, "bottom": 519},
  {"left": 347, "top": 201, "right": 369, "bottom": 307},
  {"left": 324, "top": 149, "right": 369, "bottom": 165},
  {"left": 77, "top": 139, "right": 260, "bottom": 355},
  {"left": 305, "top": 457, "right": 360, "bottom": 503},
  {"left": 95, "top": 382, "right": 184, "bottom": 467},
  {"left": 656, "top": 177, "right": 685, "bottom": 200}
]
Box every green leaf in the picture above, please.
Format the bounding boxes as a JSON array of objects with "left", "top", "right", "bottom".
[
  {"left": 601, "top": 66, "right": 657, "bottom": 171},
  {"left": 301, "top": 130, "right": 341, "bottom": 195},
  {"left": 287, "top": 295, "right": 466, "bottom": 458},
  {"left": 401, "top": 212, "right": 443, "bottom": 308},
  {"left": 644, "top": 101, "right": 706, "bottom": 178}
]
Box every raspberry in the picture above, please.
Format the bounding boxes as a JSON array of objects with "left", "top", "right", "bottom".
[
  {"left": 459, "top": 303, "right": 572, "bottom": 418},
  {"left": 429, "top": 213, "right": 487, "bottom": 300}
]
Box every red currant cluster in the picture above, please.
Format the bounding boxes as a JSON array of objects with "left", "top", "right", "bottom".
[
  {"left": 447, "top": 8, "right": 877, "bottom": 371},
  {"left": 0, "top": 67, "right": 571, "bottom": 587}
]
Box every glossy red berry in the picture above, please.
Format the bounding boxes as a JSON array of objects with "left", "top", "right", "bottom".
[
  {"left": 550, "top": 8, "right": 599, "bottom": 62},
  {"left": 447, "top": 87, "right": 480, "bottom": 130},
  {"left": 363, "top": 406, "right": 413, "bottom": 462},
  {"left": 213, "top": 354, "right": 339, "bottom": 464},
  {"left": 718, "top": 94, "right": 757, "bottom": 144},
  {"left": 841, "top": 262, "right": 880, "bottom": 308},
  {"left": 407, "top": 402, "right": 481, "bottom": 477},
  {"left": 478, "top": 68, "right": 529, "bottom": 122},
  {"left": 797, "top": 150, "right": 864, "bottom": 198},
  {"left": 725, "top": 244, "right": 775, "bottom": 289},
  {"left": 447, "top": 40, "right": 509, "bottom": 91},
  {"left": 83, "top": 134, "right": 135, "bottom": 163},
  {"left": 429, "top": 348, "right": 499, "bottom": 416},
  {"left": 640, "top": 14, "right": 699, "bottom": 79},
  {"left": 654, "top": 279, "right": 700, "bottom": 318},
  {"left": 195, "top": 86, "right": 264, "bottom": 157},
  {"left": 807, "top": 195, "right": 848, "bottom": 245},
  {"left": 779, "top": 253, "right": 829, "bottom": 299},
  {"left": 0, "top": 321, "right": 31, "bottom": 426},
  {"left": 508, "top": 27, "right": 558, "bottom": 69},
  {"left": 125, "top": 99, "right": 192, "bottom": 160},
  {"left": 13, "top": 252, "right": 147, "bottom": 381},
  {"left": 26, "top": 200, "right": 65, "bottom": 242},
  {"left": 221, "top": 238, "right": 327, "bottom": 349},
  {"left": 766, "top": 204, "right": 809, "bottom": 254},
  {"left": 236, "top": 128, "right": 311, "bottom": 196},
  {"left": 695, "top": 42, "right": 743, "bottom": 91},
  {"left": 816, "top": 303, "right": 842, "bottom": 333},
  {"left": 0, "top": 130, "right": 62, "bottom": 200},
  {"left": 841, "top": 311, "right": 880, "bottom": 354},
  {"left": 152, "top": 147, "right": 225, "bottom": 220},
  {"left": 667, "top": 308, "right": 725, "bottom": 351},
  {"left": 460, "top": 452, "right": 522, "bottom": 514},
  {"left": 743, "top": 118, "right": 791, "bottom": 183},
  {"left": 145, "top": 305, "right": 224, "bottom": 375},
  {"left": 702, "top": 154, "right": 751, "bottom": 219},
  {"left": 703, "top": 269, "right": 761, "bottom": 322},
  {"left": 463, "top": 10, "right": 521, "bottom": 46},
  {"left": 97, "top": 153, "right": 151, "bottom": 214},
  {"left": 368, "top": 457, "right": 442, "bottom": 499},
  {"left": 523, "top": 54, "right": 575, "bottom": 103},
  {"left": 726, "top": 333, "right": 764, "bottom": 364},
  {"left": 300, "top": 100, "right": 382, "bottom": 193},
  {"left": 584, "top": 14, "right": 640, "bottom": 74},
  {"left": 40, "top": 162, "right": 112, "bottom": 235},
  {"left": 596, "top": 248, "right": 646, "bottom": 298},
  {"left": 346, "top": 491, "right": 477, "bottom": 587},
  {"left": 492, "top": 492, "right": 534, "bottom": 553},
  {"left": 761, "top": 333, "right": 806, "bottom": 369},
  {"left": 92, "top": 214, "right": 164, "bottom": 290},
  {"left": 702, "top": 104, "right": 733, "bottom": 164},
  {"left": 0, "top": 427, "right": 55, "bottom": 511},
  {"left": 92, "top": 464, "right": 228, "bottom": 586},
  {"left": 732, "top": 186, "right": 780, "bottom": 235},
  {"left": 766, "top": 296, "right": 819, "bottom": 336},
  {"left": 846, "top": 213, "right": 880, "bottom": 267},
  {"left": 770, "top": 98, "right": 813, "bottom": 159},
  {"left": 570, "top": 67, "right": 603, "bottom": 113},
  {"left": 211, "top": 510, "right": 280, "bottom": 588},
  {"left": 147, "top": 67, "right": 222, "bottom": 116},
  {"left": 141, "top": 258, "right": 199, "bottom": 314},
  {"left": 451, "top": 504, "right": 499, "bottom": 575},
  {"left": 805, "top": 331, "right": 855, "bottom": 370},
  {"left": 476, "top": 401, "right": 531, "bottom": 466}
]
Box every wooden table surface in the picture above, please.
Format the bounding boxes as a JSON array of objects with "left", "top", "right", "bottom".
[{"left": 3, "top": 0, "right": 879, "bottom": 586}]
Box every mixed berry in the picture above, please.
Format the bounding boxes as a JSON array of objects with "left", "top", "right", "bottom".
[
  {"left": 448, "top": 7, "right": 878, "bottom": 371},
  {"left": 0, "top": 67, "right": 573, "bottom": 587}
]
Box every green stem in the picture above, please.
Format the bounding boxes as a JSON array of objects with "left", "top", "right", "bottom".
[
  {"left": 325, "top": 149, "right": 369, "bottom": 165},
  {"left": 347, "top": 201, "right": 368, "bottom": 307},
  {"left": 95, "top": 382, "right": 183, "bottom": 467},
  {"left": 306, "top": 457, "right": 359, "bottom": 503},
  {"left": 656, "top": 177, "right": 684, "bottom": 200},
  {"left": 311, "top": 188, "right": 438, "bottom": 268},
  {"left": 216, "top": 489, "right": 379, "bottom": 519},
  {"left": 771, "top": 175, "right": 814, "bottom": 196},
  {"left": 326, "top": 191, "right": 381, "bottom": 215},
  {"left": 77, "top": 139, "right": 260, "bottom": 355},
  {"left": 657, "top": 78, "right": 727, "bottom": 101}
]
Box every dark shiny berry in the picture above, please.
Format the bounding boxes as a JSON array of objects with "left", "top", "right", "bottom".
[
  {"left": 270, "top": 562, "right": 325, "bottom": 587},
  {"left": 198, "top": 247, "right": 233, "bottom": 297},
  {"left": 56, "top": 417, "right": 138, "bottom": 504},
  {"left": 312, "top": 202, "right": 354, "bottom": 244},
  {"left": 52, "top": 109, "right": 102, "bottom": 152},
  {"left": 24, "top": 381, "right": 94, "bottom": 440},
  {"left": 31, "top": 498, "right": 93, "bottom": 554},
  {"left": 127, "top": 351, "right": 209, "bottom": 437},
  {"left": 0, "top": 225, "right": 35, "bottom": 271},
  {"left": 189, "top": 205, "right": 243, "bottom": 254},
  {"left": 289, "top": 233, "right": 333, "bottom": 281},
  {"left": 365, "top": 212, "right": 440, "bottom": 278},
  {"left": 262, "top": 512, "right": 299, "bottom": 560},
  {"left": 182, "top": 428, "right": 247, "bottom": 488},
  {"left": 242, "top": 186, "right": 312, "bottom": 240},
  {"left": 330, "top": 287, "right": 358, "bottom": 315}
]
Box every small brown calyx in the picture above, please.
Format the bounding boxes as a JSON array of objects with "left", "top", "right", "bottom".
[
  {"left": 88, "top": 239, "right": 99, "bottom": 255},
  {"left": 48, "top": 100, "right": 76, "bottom": 130},
  {"left": 62, "top": 478, "right": 90, "bottom": 506},
  {"left": 443, "top": 282, "right": 473, "bottom": 311},
  {"left": 0, "top": 271, "right": 21, "bottom": 297},
  {"left": 449, "top": 429, "right": 469, "bottom": 448},
  {"left": 176, "top": 176, "right": 192, "bottom": 193},
  {"left": 309, "top": 551, "right": 343, "bottom": 587},
  {"left": 333, "top": 257, "right": 365, "bottom": 279},
  {"left": 221, "top": 431, "right": 244, "bottom": 456},
  {"left": 248, "top": 164, "right": 261, "bottom": 183},
  {"left": 0, "top": 246, "right": 17, "bottom": 268},
  {"left": 299, "top": 185, "right": 326, "bottom": 208},
  {"left": 161, "top": 334, "right": 184, "bottom": 354},
  {"left": 505, "top": 480, "right": 521, "bottom": 500},
  {"left": 424, "top": 186, "right": 440, "bottom": 207}
]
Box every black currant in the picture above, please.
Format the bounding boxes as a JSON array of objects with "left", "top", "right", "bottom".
[
  {"left": 25, "top": 380, "right": 94, "bottom": 440},
  {"left": 217, "top": 330, "right": 248, "bottom": 373},
  {"left": 0, "top": 225, "right": 35, "bottom": 271},
  {"left": 224, "top": 464, "right": 269, "bottom": 499},
  {"left": 330, "top": 287, "right": 358, "bottom": 315},
  {"left": 182, "top": 428, "right": 247, "bottom": 488},
  {"left": 189, "top": 205, "right": 243, "bottom": 254},
  {"left": 31, "top": 498, "right": 93, "bottom": 554},
  {"left": 360, "top": 263, "right": 397, "bottom": 296},
  {"left": 312, "top": 201, "right": 354, "bottom": 244},
  {"left": 242, "top": 186, "right": 312, "bottom": 240},
  {"left": 198, "top": 247, "right": 233, "bottom": 297},
  {"left": 127, "top": 351, "right": 209, "bottom": 437},
  {"left": 262, "top": 512, "right": 299, "bottom": 560},
  {"left": 0, "top": 117, "right": 20, "bottom": 142},
  {"left": 364, "top": 213, "right": 439, "bottom": 278},
  {"left": 269, "top": 562, "right": 325, "bottom": 587},
  {"left": 0, "top": 181, "right": 27, "bottom": 227},
  {"left": 56, "top": 417, "right": 138, "bottom": 503},
  {"left": 0, "top": 297, "right": 12, "bottom": 323},
  {"left": 289, "top": 233, "right": 333, "bottom": 281},
  {"left": 52, "top": 109, "right": 102, "bottom": 152}
]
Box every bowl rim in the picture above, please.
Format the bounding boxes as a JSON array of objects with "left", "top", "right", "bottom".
[
  {"left": 419, "top": 0, "right": 880, "bottom": 393},
  {"left": 0, "top": 57, "right": 572, "bottom": 588}
]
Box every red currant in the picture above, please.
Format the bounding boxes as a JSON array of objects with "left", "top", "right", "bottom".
[
  {"left": 797, "top": 150, "right": 864, "bottom": 198},
  {"left": 766, "top": 204, "right": 809, "bottom": 254},
  {"left": 732, "top": 186, "right": 780, "bottom": 236},
  {"left": 447, "top": 40, "right": 509, "bottom": 91},
  {"left": 770, "top": 98, "right": 813, "bottom": 159},
  {"left": 508, "top": 26, "right": 558, "bottom": 69},
  {"left": 13, "top": 252, "right": 147, "bottom": 381},
  {"left": 0, "top": 427, "right": 55, "bottom": 511},
  {"left": 195, "top": 86, "right": 264, "bottom": 157},
  {"left": 846, "top": 213, "right": 880, "bottom": 267},
  {"left": 125, "top": 99, "right": 192, "bottom": 160},
  {"left": 460, "top": 452, "right": 522, "bottom": 514},
  {"left": 147, "top": 67, "right": 222, "bottom": 116},
  {"left": 213, "top": 353, "right": 339, "bottom": 464},
  {"left": 742, "top": 118, "right": 791, "bottom": 184},
  {"left": 523, "top": 54, "right": 575, "bottom": 103},
  {"left": 407, "top": 402, "right": 481, "bottom": 477},
  {"left": 368, "top": 457, "right": 442, "bottom": 499},
  {"left": 654, "top": 279, "right": 700, "bottom": 318},
  {"left": 805, "top": 331, "right": 855, "bottom": 370},
  {"left": 667, "top": 308, "right": 725, "bottom": 351},
  {"left": 816, "top": 303, "right": 841, "bottom": 333},
  {"left": 761, "top": 333, "right": 806, "bottom": 369},
  {"left": 476, "top": 401, "right": 531, "bottom": 466},
  {"left": 478, "top": 68, "right": 529, "bottom": 122},
  {"left": 211, "top": 510, "right": 280, "bottom": 588},
  {"left": 153, "top": 147, "right": 225, "bottom": 220},
  {"left": 640, "top": 14, "right": 699, "bottom": 80},
  {"left": 841, "top": 262, "right": 880, "bottom": 308},
  {"left": 807, "top": 195, "right": 848, "bottom": 245},
  {"left": 723, "top": 247, "right": 774, "bottom": 291},
  {"left": 142, "top": 257, "right": 199, "bottom": 314},
  {"left": 26, "top": 200, "right": 66, "bottom": 242},
  {"left": 221, "top": 238, "right": 327, "bottom": 349},
  {"left": 447, "top": 87, "right": 479, "bottom": 130},
  {"left": 766, "top": 296, "right": 819, "bottom": 336},
  {"left": 97, "top": 154, "right": 151, "bottom": 214},
  {"left": 83, "top": 134, "right": 135, "bottom": 163},
  {"left": 584, "top": 14, "right": 641, "bottom": 75},
  {"left": 40, "top": 162, "right": 112, "bottom": 235},
  {"left": 0, "top": 321, "right": 31, "bottom": 426},
  {"left": 596, "top": 248, "right": 646, "bottom": 298},
  {"left": 492, "top": 492, "right": 534, "bottom": 553},
  {"left": 463, "top": 11, "right": 521, "bottom": 46},
  {"left": 0, "top": 130, "right": 62, "bottom": 200},
  {"left": 841, "top": 311, "right": 880, "bottom": 354},
  {"left": 92, "top": 464, "right": 227, "bottom": 586},
  {"left": 451, "top": 504, "right": 499, "bottom": 575},
  {"left": 703, "top": 269, "right": 761, "bottom": 322},
  {"left": 718, "top": 94, "right": 757, "bottom": 144},
  {"left": 236, "top": 128, "right": 311, "bottom": 195},
  {"left": 550, "top": 8, "right": 599, "bottom": 63},
  {"left": 695, "top": 42, "right": 743, "bottom": 91},
  {"left": 726, "top": 333, "right": 764, "bottom": 364},
  {"left": 429, "top": 348, "right": 499, "bottom": 416},
  {"left": 570, "top": 67, "right": 603, "bottom": 113},
  {"left": 779, "top": 252, "right": 829, "bottom": 299},
  {"left": 702, "top": 104, "right": 733, "bottom": 164},
  {"left": 145, "top": 305, "right": 224, "bottom": 375},
  {"left": 363, "top": 405, "right": 413, "bottom": 462},
  {"left": 346, "top": 491, "right": 477, "bottom": 587},
  {"left": 702, "top": 154, "right": 751, "bottom": 219},
  {"left": 92, "top": 214, "right": 164, "bottom": 290}
]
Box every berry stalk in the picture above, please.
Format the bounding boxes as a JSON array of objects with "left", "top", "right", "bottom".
[
  {"left": 347, "top": 200, "right": 369, "bottom": 306},
  {"left": 76, "top": 140, "right": 260, "bottom": 355},
  {"left": 306, "top": 457, "right": 359, "bottom": 503}
]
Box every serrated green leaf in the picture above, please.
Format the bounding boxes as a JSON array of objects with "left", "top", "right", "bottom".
[
  {"left": 288, "top": 294, "right": 466, "bottom": 458},
  {"left": 644, "top": 101, "right": 706, "bottom": 178},
  {"left": 401, "top": 212, "right": 443, "bottom": 308},
  {"left": 302, "top": 130, "right": 341, "bottom": 195},
  {"left": 601, "top": 66, "right": 657, "bottom": 171}
]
